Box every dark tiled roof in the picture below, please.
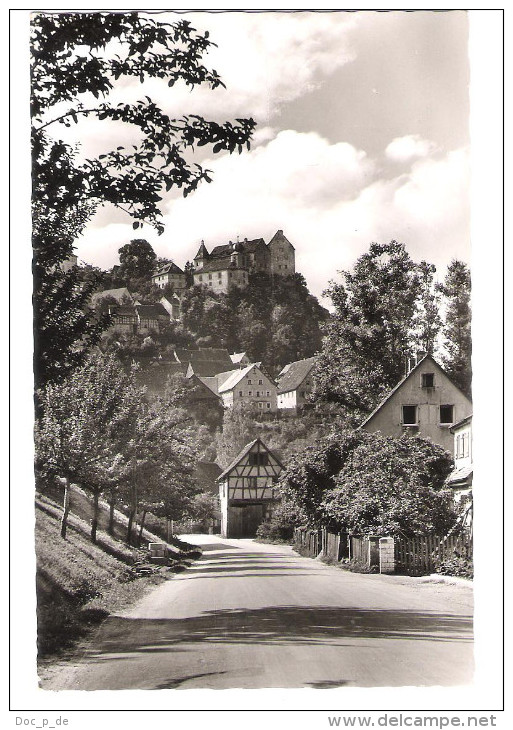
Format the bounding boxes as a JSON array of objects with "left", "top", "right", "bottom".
[
  {"left": 152, "top": 262, "right": 184, "bottom": 277},
  {"left": 136, "top": 304, "right": 163, "bottom": 319},
  {"left": 210, "top": 238, "right": 266, "bottom": 258},
  {"left": 175, "top": 348, "right": 234, "bottom": 377},
  {"left": 194, "top": 258, "right": 247, "bottom": 274},
  {"left": 175, "top": 348, "right": 233, "bottom": 365},
  {"left": 196, "top": 376, "right": 220, "bottom": 396},
  {"left": 149, "top": 303, "right": 170, "bottom": 317},
  {"left": 277, "top": 357, "right": 317, "bottom": 394},
  {"left": 111, "top": 305, "right": 137, "bottom": 317},
  {"left": 134, "top": 362, "right": 187, "bottom": 395},
  {"left": 188, "top": 361, "right": 235, "bottom": 377}
]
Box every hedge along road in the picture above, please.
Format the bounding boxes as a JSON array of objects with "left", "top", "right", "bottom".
[{"left": 41, "top": 534, "right": 473, "bottom": 691}]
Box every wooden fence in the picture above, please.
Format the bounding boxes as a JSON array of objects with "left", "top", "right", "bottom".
[
  {"left": 395, "top": 532, "right": 473, "bottom": 575},
  {"left": 294, "top": 527, "right": 473, "bottom": 576},
  {"left": 322, "top": 528, "right": 349, "bottom": 562},
  {"left": 293, "top": 527, "right": 321, "bottom": 558}
]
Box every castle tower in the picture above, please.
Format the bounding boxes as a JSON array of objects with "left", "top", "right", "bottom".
[
  {"left": 193, "top": 240, "right": 209, "bottom": 270},
  {"left": 268, "top": 230, "right": 295, "bottom": 276}
]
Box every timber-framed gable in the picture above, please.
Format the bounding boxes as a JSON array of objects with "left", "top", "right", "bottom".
[{"left": 218, "top": 438, "right": 284, "bottom": 538}]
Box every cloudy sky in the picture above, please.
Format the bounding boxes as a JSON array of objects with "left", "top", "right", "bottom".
[{"left": 53, "top": 10, "right": 471, "bottom": 301}]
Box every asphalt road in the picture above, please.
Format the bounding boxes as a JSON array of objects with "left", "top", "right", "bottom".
[{"left": 42, "top": 534, "right": 474, "bottom": 690}]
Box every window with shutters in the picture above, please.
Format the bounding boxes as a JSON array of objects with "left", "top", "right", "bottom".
[{"left": 402, "top": 405, "right": 418, "bottom": 425}]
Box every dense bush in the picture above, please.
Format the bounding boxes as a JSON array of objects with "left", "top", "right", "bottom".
[
  {"left": 434, "top": 556, "right": 473, "bottom": 579},
  {"left": 280, "top": 430, "right": 455, "bottom": 537},
  {"left": 255, "top": 498, "right": 305, "bottom": 543}
]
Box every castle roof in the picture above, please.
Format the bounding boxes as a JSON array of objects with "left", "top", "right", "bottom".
[
  {"left": 194, "top": 258, "right": 248, "bottom": 274},
  {"left": 194, "top": 241, "right": 209, "bottom": 260},
  {"left": 210, "top": 237, "right": 266, "bottom": 258},
  {"left": 268, "top": 229, "right": 295, "bottom": 250},
  {"left": 277, "top": 356, "right": 317, "bottom": 394}
]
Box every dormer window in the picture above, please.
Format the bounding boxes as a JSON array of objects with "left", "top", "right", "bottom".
[{"left": 421, "top": 373, "right": 435, "bottom": 388}]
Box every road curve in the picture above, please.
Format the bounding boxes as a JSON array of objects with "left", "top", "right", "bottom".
[{"left": 42, "top": 534, "right": 473, "bottom": 690}]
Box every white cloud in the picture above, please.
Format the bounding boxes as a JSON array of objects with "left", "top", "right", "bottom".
[
  {"left": 103, "top": 12, "right": 360, "bottom": 123},
  {"left": 76, "top": 132, "right": 470, "bottom": 304},
  {"left": 385, "top": 134, "right": 437, "bottom": 162}
]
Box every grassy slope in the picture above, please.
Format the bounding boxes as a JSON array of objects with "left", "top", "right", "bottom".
[{"left": 35, "top": 493, "right": 175, "bottom": 658}]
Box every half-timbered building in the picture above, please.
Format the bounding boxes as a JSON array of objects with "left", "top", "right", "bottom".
[{"left": 218, "top": 438, "right": 284, "bottom": 538}]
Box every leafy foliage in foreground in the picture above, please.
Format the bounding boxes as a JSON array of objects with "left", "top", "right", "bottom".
[
  {"left": 31, "top": 12, "right": 255, "bottom": 386},
  {"left": 434, "top": 556, "right": 473, "bottom": 579},
  {"left": 280, "top": 430, "right": 455, "bottom": 537}
]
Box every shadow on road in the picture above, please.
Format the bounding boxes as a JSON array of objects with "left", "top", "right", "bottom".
[{"left": 82, "top": 604, "right": 472, "bottom": 665}]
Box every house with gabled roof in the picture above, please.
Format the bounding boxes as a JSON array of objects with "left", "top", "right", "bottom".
[
  {"left": 360, "top": 354, "right": 472, "bottom": 452},
  {"left": 91, "top": 287, "right": 134, "bottom": 308},
  {"left": 217, "top": 438, "right": 284, "bottom": 537},
  {"left": 216, "top": 363, "right": 277, "bottom": 412},
  {"left": 151, "top": 261, "right": 186, "bottom": 291},
  {"left": 160, "top": 295, "right": 181, "bottom": 321},
  {"left": 277, "top": 356, "right": 317, "bottom": 411}
]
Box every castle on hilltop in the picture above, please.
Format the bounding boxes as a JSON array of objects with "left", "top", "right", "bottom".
[{"left": 191, "top": 229, "right": 295, "bottom": 294}]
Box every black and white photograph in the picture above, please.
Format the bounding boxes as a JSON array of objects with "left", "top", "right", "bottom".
[{"left": 9, "top": 4, "right": 504, "bottom": 723}]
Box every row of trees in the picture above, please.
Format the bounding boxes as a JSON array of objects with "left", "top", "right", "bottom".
[{"left": 35, "top": 353, "right": 199, "bottom": 544}]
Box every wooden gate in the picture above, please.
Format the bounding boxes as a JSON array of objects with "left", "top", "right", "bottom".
[
  {"left": 349, "top": 536, "right": 380, "bottom": 569},
  {"left": 229, "top": 504, "right": 264, "bottom": 538}
]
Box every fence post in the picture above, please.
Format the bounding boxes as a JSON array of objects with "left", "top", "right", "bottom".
[{"left": 379, "top": 537, "right": 395, "bottom": 573}]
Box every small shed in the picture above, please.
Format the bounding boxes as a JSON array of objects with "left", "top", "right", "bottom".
[{"left": 217, "top": 438, "right": 284, "bottom": 538}]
